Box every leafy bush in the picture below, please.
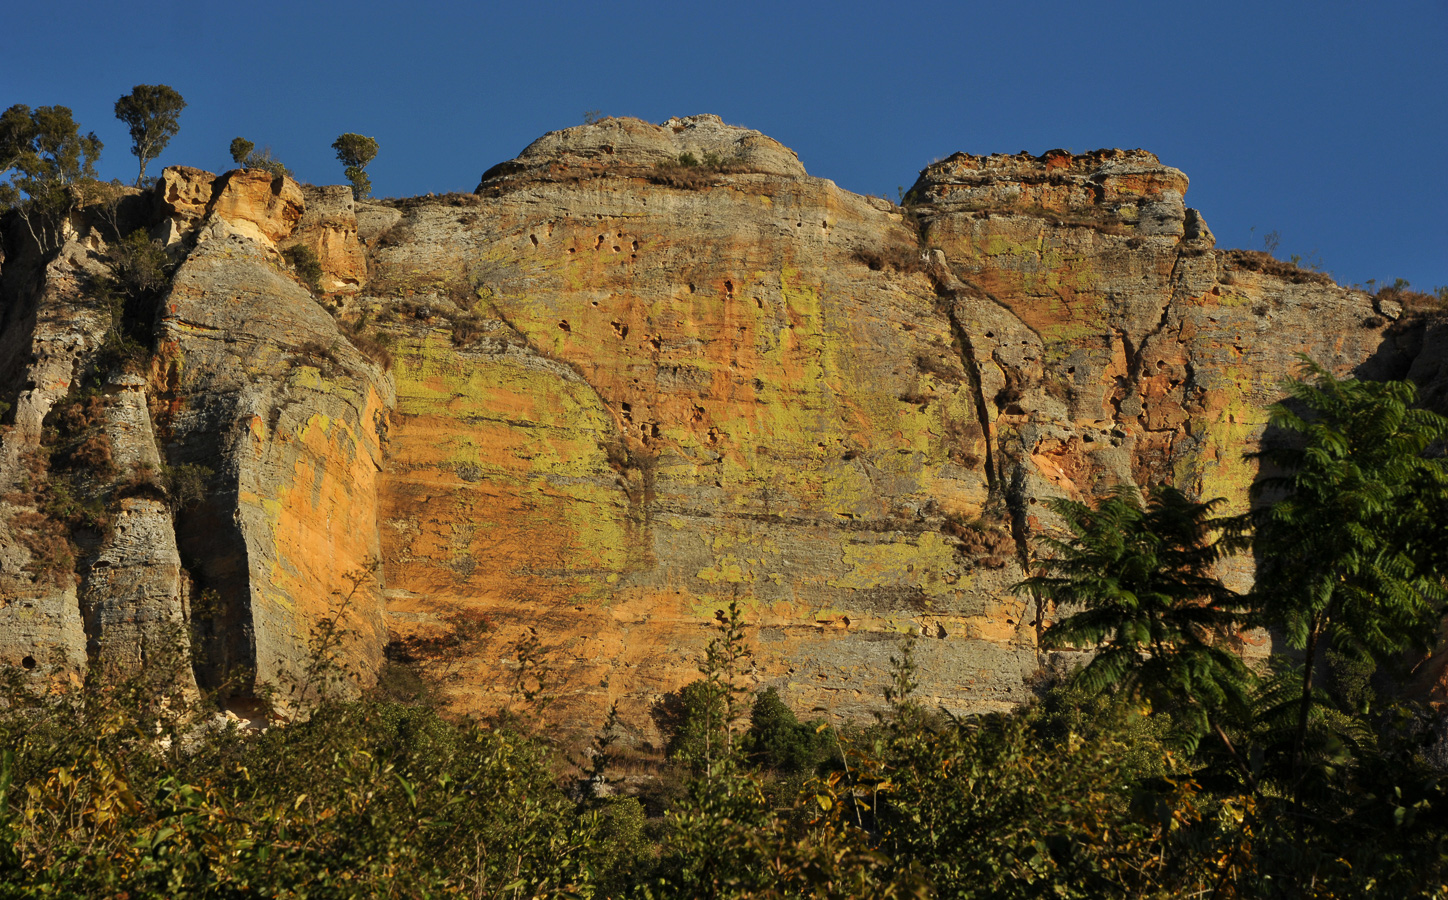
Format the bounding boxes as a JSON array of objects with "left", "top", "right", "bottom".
[
  {"left": 744, "top": 687, "right": 831, "bottom": 774},
  {"left": 650, "top": 150, "right": 748, "bottom": 189},
  {"left": 237, "top": 144, "right": 291, "bottom": 178}
]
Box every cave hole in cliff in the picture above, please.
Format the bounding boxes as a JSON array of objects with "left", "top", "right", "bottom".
[
  {"left": 21, "top": 656, "right": 35, "bottom": 669},
  {"left": 724, "top": 280, "right": 734, "bottom": 297},
  {"left": 529, "top": 234, "right": 539, "bottom": 247},
  {"left": 687, "top": 283, "right": 696, "bottom": 294},
  {"left": 558, "top": 320, "right": 571, "bottom": 332}
]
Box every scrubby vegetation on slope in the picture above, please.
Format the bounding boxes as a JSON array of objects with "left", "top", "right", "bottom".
[{"left": 8, "top": 362, "right": 1448, "bottom": 900}]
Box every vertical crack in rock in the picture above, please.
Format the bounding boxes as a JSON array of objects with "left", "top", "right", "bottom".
[
  {"left": 945, "top": 306, "right": 999, "bottom": 496},
  {"left": 924, "top": 250, "right": 1033, "bottom": 569}
]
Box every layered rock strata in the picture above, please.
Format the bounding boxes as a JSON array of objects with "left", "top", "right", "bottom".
[{"left": 0, "top": 115, "right": 1423, "bottom": 738}]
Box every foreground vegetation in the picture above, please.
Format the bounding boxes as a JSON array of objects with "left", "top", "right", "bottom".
[{"left": 5, "top": 375, "right": 1448, "bottom": 899}]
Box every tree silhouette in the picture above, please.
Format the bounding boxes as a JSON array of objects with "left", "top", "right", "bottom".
[{"left": 1250, "top": 359, "right": 1448, "bottom": 795}]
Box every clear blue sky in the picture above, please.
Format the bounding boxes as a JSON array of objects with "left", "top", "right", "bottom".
[{"left": 5, "top": 0, "right": 1445, "bottom": 291}]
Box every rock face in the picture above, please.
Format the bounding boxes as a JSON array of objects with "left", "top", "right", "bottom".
[
  {"left": 0, "top": 117, "right": 1431, "bottom": 735},
  {"left": 0, "top": 169, "right": 390, "bottom": 703},
  {"left": 156, "top": 219, "right": 392, "bottom": 695},
  {"left": 0, "top": 230, "right": 111, "bottom": 673},
  {"left": 286, "top": 185, "right": 368, "bottom": 293}
]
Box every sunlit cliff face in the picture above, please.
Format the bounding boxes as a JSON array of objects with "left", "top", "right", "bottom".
[{"left": 2, "top": 115, "right": 1423, "bottom": 745}]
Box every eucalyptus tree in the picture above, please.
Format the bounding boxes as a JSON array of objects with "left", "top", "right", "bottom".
[
  {"left": 113, "top": 84, "right": 185, "bottom": 186},
  {"left": 0, "top": 104, "right": 102, "bottom": 250}
]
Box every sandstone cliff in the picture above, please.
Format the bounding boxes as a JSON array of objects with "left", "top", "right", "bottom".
[
  {"left": 0, "top": 114, "right": 1430, "bottom": 739},
  {"left": 0, "top": 167, "right": 390, "bottom": 704}
]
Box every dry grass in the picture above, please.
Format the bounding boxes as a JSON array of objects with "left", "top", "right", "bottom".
[
  {"left": 1223, "top": 250, "right": 1333, "bottom": 285},
  {"left": 853, "top": 244, "right": 927, "bottom": 274},
  {"left": 941, "top": 514, "right": 1015, "bottom": 568},
  {"left": 1377, "top": 282, "right": 1448, "bottom": 317}
]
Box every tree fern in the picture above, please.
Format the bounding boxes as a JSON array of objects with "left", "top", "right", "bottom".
[{"left": 1017, "top": 485, "right": 1254, "bottom": 754}]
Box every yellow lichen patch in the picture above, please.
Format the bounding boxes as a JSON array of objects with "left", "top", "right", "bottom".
[{"left": 830, "top": 531, "right": 959, "bottom": 596}]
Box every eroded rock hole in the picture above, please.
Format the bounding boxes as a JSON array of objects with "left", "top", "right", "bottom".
[
  {"left": 529, "top": 234, "right": 539, "bottom": 247},
  {"left": 558, "top": 320, "right": 571, "bottom": 332},
  {"left": 612, "top": 321, "right": 629, "bottom": 339}
]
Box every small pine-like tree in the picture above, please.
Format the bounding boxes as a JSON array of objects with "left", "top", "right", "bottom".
[
  {"left": 331, "top": 133, "right": 379, "bottom": 200},
  {"left": 229, "top": 137, "right": 254, "bottom": 168}
]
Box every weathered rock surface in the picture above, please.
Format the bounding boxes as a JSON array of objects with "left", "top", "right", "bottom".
[
  {"left": 156, "top": 166, "right": 305, "bottom": 250},
  {"left": 0, "top": 118, "right": 1436, "bottom": 736},
  {"left": 0, "top": 169, "right": 389, "bottom": 702},
  {"left": 477, "top": 114, "right": 808, "bottom": 191},
  {"left": 0, "top": 226, "right": 114, "bottom": 673},
  {"left": 287, "top": 185, "right": 368, "bottom": 293},
  {"left": 155, "top": 220, "right": 392, "bottom": 695},
  {"left": 364, "top": 125, "right": 1393, "bottom": 741}
]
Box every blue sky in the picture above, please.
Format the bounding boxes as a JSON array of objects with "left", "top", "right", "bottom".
[{"left": 5, "top": 0, "right": 1445, "bottom": 291}]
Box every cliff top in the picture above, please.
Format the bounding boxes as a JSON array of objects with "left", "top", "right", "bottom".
[{"left": 476, "top": 114, "right": 807, "bottom": 192}]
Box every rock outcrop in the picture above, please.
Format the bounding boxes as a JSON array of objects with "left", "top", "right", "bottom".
[
  {"left": 0, "top": 117, "right": 1432, "bottom": 737},
  {"left": 0, "top": 168, "right": 389, "bottom": 703}
]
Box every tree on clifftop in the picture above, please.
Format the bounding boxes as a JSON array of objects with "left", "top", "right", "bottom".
[
  {"left": 0, "top": 104, "right": 102, "bottom": 250},
  {"left": 114, "top": 84, "right": 185, "bottom": 186},
  {"left": 229, "top": 137, "right": 253, "bottom": 168},
  {"left": 332, "top": 133, "right": 379, "bottom": 200}
]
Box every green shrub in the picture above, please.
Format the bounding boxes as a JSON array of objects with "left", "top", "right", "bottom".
[
  {"left": 284, "top": 243, "right": 324, "bottom": 294},
  {"left": 744, "top": 687, "right": 831, "bottom": 774}
]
